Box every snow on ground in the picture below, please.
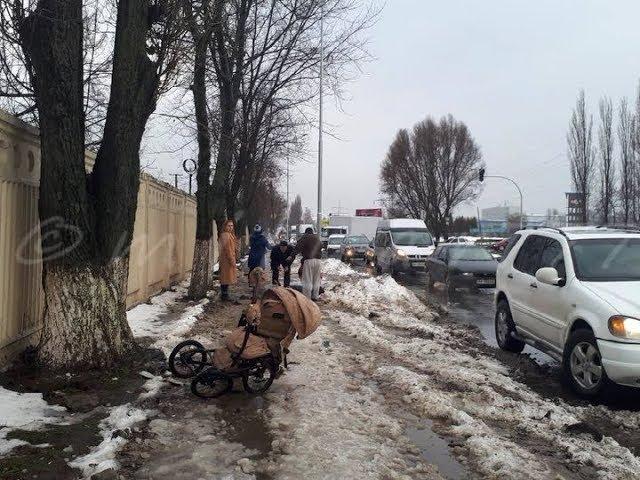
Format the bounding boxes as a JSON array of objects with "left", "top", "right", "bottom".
[
  {"left": 69, "top": 404, "right": 153, "bottom": 477},
  {"left": 263, "top": 324, "right": 443, "bottom": 479},
  {"left": 321, "top": 261, "right": 640, "bottom": 479},
  {"left": 127, "top": 281, "right": 209, "bottom": 354},
  {"left": 0, "top": 387, "right": 66, "bottom": 456},
  {"left": 69, "top": 281, "right": 209, "bottom": 478}
]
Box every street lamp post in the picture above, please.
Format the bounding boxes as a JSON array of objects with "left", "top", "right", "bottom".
[
  {"left": 286, "top": 157, "right": 290, "bottom": 237},
  {"left": 483, "top": 174, "right": 524, "bottom": 230},
  {"left": 316, "top": 4, "right": 324, "bottom": 234}
]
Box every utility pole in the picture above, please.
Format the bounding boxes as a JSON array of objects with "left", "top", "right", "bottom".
[
  {"left": 286, "top": 157, "right": 290, "bottom": 237},
  {"left": 316, "top": 4, "right": 324, "bottom": 234}
]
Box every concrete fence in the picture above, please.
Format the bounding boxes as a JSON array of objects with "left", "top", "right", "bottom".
[{"left": 0, "top": 110, "right": 215, "bottom": 366}]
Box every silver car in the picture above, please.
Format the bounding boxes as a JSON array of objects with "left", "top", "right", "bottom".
[{"left": 339, "top": 234, "right": 370, "bottom": 263}]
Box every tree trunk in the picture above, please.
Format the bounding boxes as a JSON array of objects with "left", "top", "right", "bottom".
[
  {"left": 189, "top": 238, "right": 211, "bottom": 299},
  {"left": 19, "top": 0, "right": 163, "bottom": 369},
  {"left": 186, "top": 5, "right": 214, "bottom": 299},
  {"left": 39, "top": 258, "right": 134, "bottom": 368}
]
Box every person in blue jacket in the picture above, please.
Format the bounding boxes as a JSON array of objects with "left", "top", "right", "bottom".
[{"left": 248, "top": 224, "right": 271, "bottom": 272}]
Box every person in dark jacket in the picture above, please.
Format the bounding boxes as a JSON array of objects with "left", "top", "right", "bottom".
[
  {"left": 270, "top": 240, "right": 294, "bottom": 287},
  {"left": 293, "top": 227, "right": 322, "bottom": 300},
  {"left": 248, "top": 224, "right": 271, "bottom": 272}
]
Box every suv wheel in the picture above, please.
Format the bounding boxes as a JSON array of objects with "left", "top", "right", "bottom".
[
  {"left": 495, "top": 300, "right": 525, "bottom": 353},
  {"left": 563, "top": 329, "right": 609, "bottom": 398}
]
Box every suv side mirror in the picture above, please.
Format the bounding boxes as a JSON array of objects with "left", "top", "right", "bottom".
[{"left": 535, "top": 267, "right": 566, "bottom": 287}]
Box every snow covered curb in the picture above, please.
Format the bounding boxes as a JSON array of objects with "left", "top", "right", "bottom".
[{"left": 321, "top": 260, "right": 640, "bottom": 479}]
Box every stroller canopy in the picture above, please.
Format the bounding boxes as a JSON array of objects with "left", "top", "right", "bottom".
[{"left": 267, "top": 287, "right": 321, "bottom": 339}]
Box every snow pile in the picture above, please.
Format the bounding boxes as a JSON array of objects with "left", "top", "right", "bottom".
[
  {"left": 0, "top": 387, "right": 66, "bottom": 457},
  {"left": 322, "top": 270, "right": 640, "bottom": 479},
  {"left": 321, "top": 258, "right": 363, "bottom": 277},
  {"left": 264, "top": 325, "right": 441, "bottom": 479},
  {"left": 69, "top": 404, "right": 153, "bottom": 477},
  {"left": 325, "top": 269, "right": 436, "bottom": 321}
]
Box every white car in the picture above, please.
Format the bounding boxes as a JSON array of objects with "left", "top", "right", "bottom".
[
  {"left": 326, "top": 234, "right": 346, "bottom": 256},
  {"left": 494, "top": 226, "right": 640, "bottom": 397}
]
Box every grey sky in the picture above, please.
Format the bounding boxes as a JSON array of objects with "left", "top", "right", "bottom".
[{"left": 284, "top": 0, "right": 640, "bottom": 219}]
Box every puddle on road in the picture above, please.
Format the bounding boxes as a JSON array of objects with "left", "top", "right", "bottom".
[
  {"left": 217, "top": 390, "right": 273, "bottom": 461},
  {"left": 404, "top": 418, "right": 469, "bottom": 480}
]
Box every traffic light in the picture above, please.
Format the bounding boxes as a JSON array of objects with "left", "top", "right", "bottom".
[{"left": 479, "top": 168, "right": 485, "bottom": 182}]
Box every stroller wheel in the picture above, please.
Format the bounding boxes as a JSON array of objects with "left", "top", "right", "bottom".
[
  {"left": 191, "top": 369, "right": 232, "bottom": 398},
  {"left": 169, "top": 340, "right": 207, "bottom": 378},
  {"left": 242, "top": 358, "right": 277, "bottom": 394}
]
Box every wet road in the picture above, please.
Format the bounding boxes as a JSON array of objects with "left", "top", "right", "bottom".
[{"left": 398, "top": 271, "right": 556, "bottom": 366}]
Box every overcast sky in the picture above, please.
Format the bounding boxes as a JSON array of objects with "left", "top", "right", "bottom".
[
  {"left": 283, "top": 0, "right": 640, "bottom": 219},
  {"left": 151, "top": 0, "right": 640, "bottom": 220}
]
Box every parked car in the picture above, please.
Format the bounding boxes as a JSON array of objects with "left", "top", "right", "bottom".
[
  {"left": 426, "top": 244, "right": 498, "bottom": 293},
  {"left": 495, "top": 226, "right": 640, "bottom": 397},
  {"left": 445, "top": 236, "right": 477, "bottom": 244},
  {"left": 373, "top": 219, "right": 435, "bottom": 275},
  {"left": 339, "top": 234, "right": 370, "bottom": 263},
  {"left": 320, "top": 226, "right": 348, "bottom": 249},
  {"left": 326, "top": 234, "right": 346, "bottom": 257}
]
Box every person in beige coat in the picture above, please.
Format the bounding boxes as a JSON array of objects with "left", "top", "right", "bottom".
[{"left": 218, "top": 219, "right": 238, "bottom": 300}]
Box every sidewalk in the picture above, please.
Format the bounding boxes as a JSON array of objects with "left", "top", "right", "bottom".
[{"left": 3, "top": 260, "right": 640, "bottom": 479}]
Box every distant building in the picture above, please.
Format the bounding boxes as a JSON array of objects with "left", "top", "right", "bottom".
[
  {"left": 566, "top": 192, "right": 586, "bottom": 226},
  {"left": 481, "top": 205, "right": 514, "bottom": 222},
  {"left": 471, "top": 220, "right": 508, "bottom": 236}
]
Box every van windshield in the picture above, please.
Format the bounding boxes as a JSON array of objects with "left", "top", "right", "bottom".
[
  {"left": 572, "top": 238, "right": 640, "bottom": 281},
  {"left": 390, "top": 229, "right": 433, "bottom": 247}
]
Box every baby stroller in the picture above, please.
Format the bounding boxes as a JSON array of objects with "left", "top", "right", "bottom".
[{"left": 179, "top": 286, "right": 321, "bottom": 398}]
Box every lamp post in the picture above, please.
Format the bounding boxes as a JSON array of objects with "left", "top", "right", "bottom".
[
  {"left": 316, "top": 4, "right": 324, "bottom": 234},
  {"left": 479, "top": 169, "right": 524, "bottom": 230}
]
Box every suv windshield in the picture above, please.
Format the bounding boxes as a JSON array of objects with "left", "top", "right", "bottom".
[
  {"left": 449, "top": 246, "right": 494, "bottom": 261},
  {"left": 390, "top": 229, "right": 433, "bottom": 247},
  {"left": 346, "top": 236, "right": 368, "bottom": 244},
  {"left": 572, "top": 238, "right": 640, "bottom": 281}
]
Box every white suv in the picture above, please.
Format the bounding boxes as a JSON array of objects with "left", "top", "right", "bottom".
[{"left": 494, "top": 227, "right": 640, "bottom": 397}]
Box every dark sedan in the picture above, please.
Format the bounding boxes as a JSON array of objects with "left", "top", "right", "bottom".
[
  {"left": 339, "top": 234, "right": 371, "bottom": 263},
  {"left": 426, "top": 244, "right": 498, "bottom": 293}
]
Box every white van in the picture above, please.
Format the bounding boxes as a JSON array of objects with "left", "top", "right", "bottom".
[{"left": 373, "top": 219, "right": 435, "bottom": 274}]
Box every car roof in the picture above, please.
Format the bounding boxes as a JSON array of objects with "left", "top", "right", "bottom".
[
  {"left": 516, "top": 226, "right": 640, "bottom": 241},
  {"left": 440, "top": 243, "right": 483, "bottom": 248},
  {"left": 328, "top": 234, "right": 345, "bottom": 238},
  {"left": 378, "top": 218, "right": 428, "bottom": 229}
]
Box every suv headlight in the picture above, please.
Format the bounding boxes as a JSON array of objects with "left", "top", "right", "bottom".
[
  {"left": 396, "top": 249, "right": 407, "bottom": 257},
  {"left": 608, "top": 316, "right": 640, "bottom": 340}
]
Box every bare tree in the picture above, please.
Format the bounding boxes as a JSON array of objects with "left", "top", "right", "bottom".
[
  {"left": 633, "top": 82, "right": 640, "bottom": 223},
  {"left": 567, "top": 90, "right": 594, "bottom": 225},
  {"left": 182, "top": 0, "right": 215, "bottom": 299},
  {"left": 302, "top": 207, "right": 314, "bottom": 224},
  {"left": 618, "top": 98, "right": 634, "bottom": 224},
  {"left": 597, "top": 96, "right": 615, "bottom": 224},
  {"left": 4, "top": 0, "right": 182, "bottom": 369},
  {"left": 288, "top": 194, "right": 303, "bottom": 229},
  {"left": 380, "top": 115, "right": 484, "bottom": 238}
]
